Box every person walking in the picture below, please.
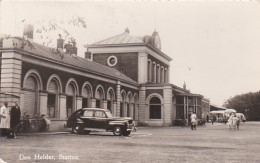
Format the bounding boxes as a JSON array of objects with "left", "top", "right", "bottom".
[
  {"left": 0, "top": 102, "right": 10, "bottom": 136},
  {"left": 10, "top": 101, "right": 21, "bottom": 138},
  {"left": 190, "top": 112, "right": 197, "bottom": 130},
  {"left": 212, "top": 114, "right": 217, "bottom": 125}
]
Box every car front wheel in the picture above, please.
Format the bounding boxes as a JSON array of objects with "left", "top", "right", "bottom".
[
  {"left": 123, "top": 131, "right": 131, "bottom": 136},
  {"left": 72, "top": 124, "right": 83, "bottom": 134},
  {"left": 113, "top": 126, "right": 122, "bottom": 136}
]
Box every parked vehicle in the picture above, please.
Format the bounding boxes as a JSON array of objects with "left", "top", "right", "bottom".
[
  {"left": 66, "top": 108, "right": 136, "bottom": 136},
  {"left": 210, "top": 111, "right": 225, "bottom": 123}
]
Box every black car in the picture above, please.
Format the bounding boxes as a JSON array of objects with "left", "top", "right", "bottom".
[{"left": 66, "top": 108, "right": 136, "bottom": 136}]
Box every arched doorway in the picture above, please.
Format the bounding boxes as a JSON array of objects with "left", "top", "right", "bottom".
[
  {"left": 47, "top": 77, "right": 61, "bottom": 118},
  {"left": 107, "top": 88, "right": 115, "bottom": 114},
  {"left": 120, "top": 90, "right": 126, "bottom": 117},
  {"left": 82, "top": 83, "right": 92, "bottom": 108},
  {"left": 66, "top": 82, "right": 77, "bottom": 117},
  {"left": 95, "top": 85, "right": 105, "bottom": 108}
]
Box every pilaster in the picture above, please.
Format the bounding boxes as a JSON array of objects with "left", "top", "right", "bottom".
[
  {"left": 138, "top": 86, "right": 146, "bottom": 124},
  {"left": 163, "top": 85, "right": 173, "bottom": 125},
  {"left": 116, "top": 81, "right": 121, "bottom": 117},
  {"left": 138, "top": 52, "right": 148, "bottom": 84},
  {"left": 59, "top": 94, "right": 67, "bottom": 119}
]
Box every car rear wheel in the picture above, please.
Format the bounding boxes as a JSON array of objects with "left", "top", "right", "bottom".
[
  {"left": 72, "top": 124, "right": 83, "bottom": 134},
  {"left": 113, "top": 126, "right": 122, "bottom": 136}
]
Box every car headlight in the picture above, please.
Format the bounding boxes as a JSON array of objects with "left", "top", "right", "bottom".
[{"left": 76, "top": 118, "right": 83, "bottom": 123}]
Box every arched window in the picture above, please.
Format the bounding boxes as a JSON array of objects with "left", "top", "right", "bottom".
[
  {"left": 147, "top": 60, "right": 152, "bottom": 82},
  {"left": 149, "top": 97, "right": 161, "bottom": 119},
  {"left": 82, "top": 84, "right": 92, "bottom": 108}
]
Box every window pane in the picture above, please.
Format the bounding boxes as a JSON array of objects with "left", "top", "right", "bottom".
[
  {"left": 150, "top": 97, "right": 161, "bottom": 104},
  {"left": 83, "top": 110, "right": 93, "bottom": 117},
  {"left": 150, "top": 105, "right": 161, "bottom": 119},
  {"left": 94, "top": 111, "right": 105, "bottom": 118}
]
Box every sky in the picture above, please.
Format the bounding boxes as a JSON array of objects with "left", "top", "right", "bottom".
[{"left": 1, "top": 1, "right": 260, "bottom": 106}]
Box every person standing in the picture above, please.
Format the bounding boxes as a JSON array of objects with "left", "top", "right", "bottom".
[
  {"left": 190, "top": 112, "right": 197, "bottom": 130},
  {"left": 10, "top": 101, "right": 21, "bottom": 138},
  {"left": 212, "top": 114, "right": 217, "bottom": 125},
  {"left": 0, "top": 102, "right": 10, "bottom": 136}
]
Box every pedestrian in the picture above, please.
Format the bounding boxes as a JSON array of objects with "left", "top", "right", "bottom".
[
  {"left": 211, "top": 114, "right": 216, "bottom": 125},
  {"left": 190, "top": 112, "right": 197, "bottom": 130},
  {"left": 227, "top": 114, "right": 238, "bottom": 130},
  {"left": 10, "top": 101, "right": 21, "bottom": 138},
  {"left": 0, "top": 102, "right": 10, "bottom": 136},
  {"left": 242, "top": 115, "right": 246, "bottom": 123}
]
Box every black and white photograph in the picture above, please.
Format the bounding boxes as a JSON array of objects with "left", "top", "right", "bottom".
[{"left": 0, "top": 0, "right": 260, "bottom": 162}]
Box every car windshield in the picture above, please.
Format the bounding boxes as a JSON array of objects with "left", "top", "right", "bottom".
[{"left": 105, "top": 111, "right": 113, "bottom": 118}]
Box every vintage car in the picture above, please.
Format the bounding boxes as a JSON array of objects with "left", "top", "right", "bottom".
[{"left": 66, "top": 108, "right": 136, "bottom": 136}]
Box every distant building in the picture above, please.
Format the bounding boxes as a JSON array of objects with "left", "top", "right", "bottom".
[
  {"left": 210, "top": 104, "right": 227, "bottom": 112},
  {"left": 0, "top": 27, "right": 210, "bottom": 130}
]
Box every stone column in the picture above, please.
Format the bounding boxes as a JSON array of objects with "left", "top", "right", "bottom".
[
  {"left": 59, "top": 93, "right": 67, "bottom": 119},
  {"left": 39, "top": 90, "right": 48, "bottom": 116},
  {"left": 90, "top": 98, "right": 96, "bottom": 108},
  {"left": 163, "top": 85, "right": 173, "bottom": 126},
  {"left": 116, "top": 81, "right": 121, "bottom": 117},
  {"left": 138, "top": 86, "right": 146, "bottom": 124},
  {"left": 172, "top": 94, "right": 176, "bottom": 122},
  {"left": 129, "top": 103, "right": 133, "bottom": 118},
  {"left": 76, "top": 96, "right": 82, "bottom": 110},
  {"left": 103, "top": 100, "right": 107, "bottom": 109},
  {"left": 113, "top": 101, "right": 117, "bottom": 116}
]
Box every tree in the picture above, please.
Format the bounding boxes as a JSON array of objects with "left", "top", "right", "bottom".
[
  {"left": 224, "top": 91, "right": 260, "bottom": 121},
  {"left": 20, "top": 15, "right": 87, "bottom": 48}
]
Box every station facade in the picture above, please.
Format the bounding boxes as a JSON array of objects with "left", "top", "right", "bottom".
[{"left": 0, "top": 28, "right": 210, "bottom": 130}]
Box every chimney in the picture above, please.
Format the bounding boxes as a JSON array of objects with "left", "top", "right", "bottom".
[
  {"left": 57, "top": 35, "right": 64, "bottom": 50},
  {"left": 85, "top": 51, "right": 92, "bottom": 60},
  {"left": 23, "top": 24, "right": 34, "bottom": 41},
  {"left": 183, "top": 82, "right": 186, "bottom": 90},
  {"left": 64, "top": 40, "right": 77, "bottom": 56},
  {"left": 64, "top": 42, "right": 73, "bottom": 54}
]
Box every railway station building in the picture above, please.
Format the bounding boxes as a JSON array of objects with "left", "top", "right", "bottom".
[{"left": 0, "top": 27, "right": 210, "bottom": 130}]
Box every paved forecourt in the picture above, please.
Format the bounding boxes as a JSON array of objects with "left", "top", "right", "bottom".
[{"left": 0, "top": 122, "right": 259, "bottom": 163}]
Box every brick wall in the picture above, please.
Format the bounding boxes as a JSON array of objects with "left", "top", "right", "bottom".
[{"left": 93, "top": 53, "right": 138, "bottom": 81}]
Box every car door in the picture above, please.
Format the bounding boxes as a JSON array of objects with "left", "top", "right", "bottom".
[
  {"left": 94, "top": 111, "right": 108, "bottom": 129},
  {"left": 81, "top": 110, "right": 95, "bottom": 128},
  {"left": 67, "top": 109, "right": 82, "bottom": 128}
]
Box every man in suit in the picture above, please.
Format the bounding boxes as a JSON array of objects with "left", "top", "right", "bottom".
[{"left": 10, "top": 101, "right": 21, "bottom": 138}]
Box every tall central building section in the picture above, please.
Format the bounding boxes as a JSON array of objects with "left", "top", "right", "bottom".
[{"left": 85, "top": 29, "right": 176, "bottom": 126}]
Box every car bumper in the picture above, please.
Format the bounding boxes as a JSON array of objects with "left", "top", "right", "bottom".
[{"left": 127, "top": 124, "right": 137, "bottom": 132}]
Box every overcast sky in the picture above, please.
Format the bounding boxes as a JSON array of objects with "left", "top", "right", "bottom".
[{"left": 1, "top": 1, "right": 260, "bottom": 106}]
